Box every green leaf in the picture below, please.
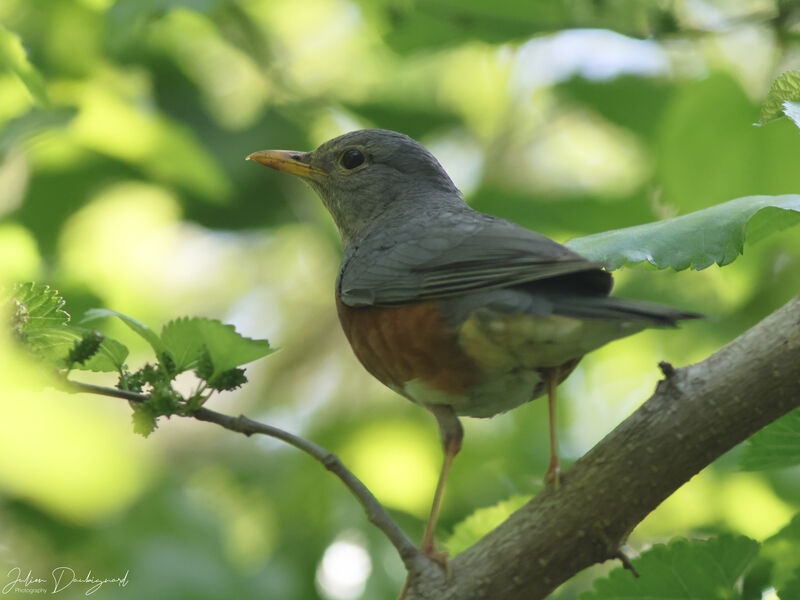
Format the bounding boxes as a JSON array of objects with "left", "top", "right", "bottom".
[
  {"left": 759, "top": 71, "right": 800, "bottom": 125},
  {"left": 79, "top": 336, "right": 128, "bottom": 372},
  {"left": 160, "top": 317, "right": 274, "bottom": 377},
  {"left": 445, "top": 494, "right": 531, "bottom": 555},
  {"left": 780, "top": 572, "right": 800, "bottom": 600},
  {"left": 566, "top": 195, "right": 800, "bottom": 271},
  {"left": 82, "top": 308, "right": 166, "bottom": 357},
  {"left": 657, "top": 73, "right": 800, "bottom": 213},
  {"left": 7, "top": 284, "right": 129, "bottom": 371},
  {"left": 0, "top": 25, "right": 51, "bottom": 108},
  {"left": 744, "top": 514, "right": 800, "bottom": 598},
  {"left": 357, "top": 1, "right": 674, "bottom": 54},
  {"left": 131, "top": 403, "right": 158, "bottom": 437},
  {"left": 739, "top": 408, "right": 800, "bottom": 471},
  {"left": 581, "top": 535, "right": 759, "bottom": 600},
  {"left": 25, "top": 326, "right": 128, "bottom": 372},
  {"left": 8, "top": 282, "right": 70, "bottom": 331}
]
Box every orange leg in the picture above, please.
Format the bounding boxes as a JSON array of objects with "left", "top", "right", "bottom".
[
  {"left": 421, "top": 404, "right": 463, "bottom": 564},
  {"left": 543, "top": 368, "right": 561, "bottom": 489}
]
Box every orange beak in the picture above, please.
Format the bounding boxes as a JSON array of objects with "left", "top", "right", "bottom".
[{"left": 246, "top": 150, "right": 326, "bottom": 178}]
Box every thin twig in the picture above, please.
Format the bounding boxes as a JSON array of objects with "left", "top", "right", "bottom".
[
  {"left": 64, "top": 379, "right": 420, "bottom": 567},
  {"left": 63, "top": 380, "right": 146, "bottom": 403}
]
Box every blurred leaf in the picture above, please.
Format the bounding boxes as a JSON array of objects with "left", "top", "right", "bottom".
[
  {"left": 744, "top": 514, "right": 800, "bottom": 599},
  {"left": 740, "top": 408, "right": 800, "bottom": 471},
  {"left": 780, "top": 572, "right": 800, "bottom": 600},
  {"left": 469, "top": 186, "right": 656, "bottom": 237},
  {"left": 0, "top": 25, "right": 51, "bottom": 108},
  {"left": 445, "top": 494, "right": 531, "bottom": 555},
  {"left": 581, "top": 535, "right": 759, "bottom": 600},
  {"left": 160, "top": 317, "right": 274, "bottom": 376},
  {"left": 0, "top": 108, "right": 76, "bottom": 153},
  {"left": 558, "top": 76, "right": 675, "bottom": 139},
  {"left": 758, "top": 71, "right": 800, "bottom": 125},
  {"left": 72, "top": 85, "right": 232, "bottom": 203},
  {"left": 341, "top": 101, "right": 461, "bottom": 141},
  {"left": 566, "top": 194, "right": 800, "bottom": 270},
  {"left": 359, "top": 0, "right": 675, "bottom": 54},
  {"left": 657, "top": 73, "right": 800, "bottom": 212},
  {"left": 83, "top": 308, "right": 166, "bottom": 357},
  {"left": 107, "top": 0, "right": 227, "bottom": 47}
]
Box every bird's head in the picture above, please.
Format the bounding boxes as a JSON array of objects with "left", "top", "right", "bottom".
[{"left": 248, "top": 129, "right": 461, "bottom": 244}]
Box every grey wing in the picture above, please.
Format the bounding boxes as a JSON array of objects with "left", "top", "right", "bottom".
[{"left": 339, "top": 215, "right": 612, "bottom": 307}]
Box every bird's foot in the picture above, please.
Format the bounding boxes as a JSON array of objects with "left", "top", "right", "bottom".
[
  {"left": 421, "top": 541, "right": 452, "bottom": 579},
  {"left": 544, "top": 464, "right": 561, "bottom": 490},
  {"left": 396, "top": 545, "right": 451, "bottom": 600}
]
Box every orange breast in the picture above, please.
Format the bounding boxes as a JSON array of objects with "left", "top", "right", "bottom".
[{"left": 335, "top": 296, "right": 477, "bottom": 397}]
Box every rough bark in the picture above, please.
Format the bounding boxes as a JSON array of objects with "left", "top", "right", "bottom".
[{"left": 405, "top": 295, "right": 800, "bottom": 600}]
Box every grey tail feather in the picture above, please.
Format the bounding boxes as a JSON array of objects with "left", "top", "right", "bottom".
[{"left": 553, "top": 295, "right": 703, "bottom": 326}]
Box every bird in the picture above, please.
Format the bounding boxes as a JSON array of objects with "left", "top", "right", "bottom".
[{"left": 247, "top": 128, "right": 699, "bottom": 561}]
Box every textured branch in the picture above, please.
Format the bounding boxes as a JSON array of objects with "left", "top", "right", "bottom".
[
  {"left": 64, "top": 380, "right": 421, "bottom": 569},
  {"left": 404, "top": 295, "right": 800, "bottom": 599}
]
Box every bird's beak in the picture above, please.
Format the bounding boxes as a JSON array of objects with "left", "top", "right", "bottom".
[{"left": 246, "top": 150, "right": 326, "bottom": 178}]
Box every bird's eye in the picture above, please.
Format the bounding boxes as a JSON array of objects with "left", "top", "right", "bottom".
[{"left": 340, "top": 148, "right": 365, "bottom": 170}]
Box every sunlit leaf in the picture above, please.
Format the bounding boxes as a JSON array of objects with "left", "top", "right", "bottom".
[
  {"left": 759, "top": 71, "right": 800, "bottom": 125},
  {"left": 7, "top": 284, "right": 128, "bottom": 371},
  {"left": 8, "top": 282, "right": 70, "bottom": 330},
  {"left": 581, "top": 535, "right": 759, "bottom": 600},
  {"left": 160, "top": 317, "right": 274, "bottom": 376},
  {"left": 445, "top": 494, "right": 531, "bottom": 555},
  {"left": 72, "top": 85, "right": 232, "bottom": 203},
  {"left": 566, "top": 195, "right": 800, "bottom": 271},
  {"left": 739, "top": 408, "right": 800, "bottom": 472},
  {"left": 0, "top": 25, "right": 51, "bottom": 108},
  {"left": 82, "top": 308, "right": 166, "bottom": 356}
]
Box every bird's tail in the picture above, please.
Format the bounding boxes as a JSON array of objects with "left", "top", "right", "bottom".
[{"left": 553, "top": 295, "right": 703, "bottom": 326}]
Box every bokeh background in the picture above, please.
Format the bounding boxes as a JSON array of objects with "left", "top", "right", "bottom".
[{"left": 1, "top": 1, "right": 800, "bottom": 598}]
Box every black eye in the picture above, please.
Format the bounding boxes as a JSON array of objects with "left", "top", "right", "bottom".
[{"left": 340, "top": 148, "right": 365, "bottom": 170}]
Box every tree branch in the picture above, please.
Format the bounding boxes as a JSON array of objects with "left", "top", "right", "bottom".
[
  {"left": 63, "top": 380, "right": 422, "bottom": 570},
  {"left": 404, "top": 295, "right": 800, "bottom": 599}
]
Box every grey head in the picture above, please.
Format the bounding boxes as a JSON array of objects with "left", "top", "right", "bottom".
[{"left": 247, "top": 129, "right": 464, "bottom": 244}]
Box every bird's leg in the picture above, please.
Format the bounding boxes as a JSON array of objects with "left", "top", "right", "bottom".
[
  {"left": 421, "top": 404, "right": 463, "bottom": 565},
  {"left": 543, "top": 368, "right": 561, "bottom": 489}
]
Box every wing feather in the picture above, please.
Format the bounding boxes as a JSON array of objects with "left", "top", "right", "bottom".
[{"left": 339, "top": 215, "right": 610, "bottom": 307}]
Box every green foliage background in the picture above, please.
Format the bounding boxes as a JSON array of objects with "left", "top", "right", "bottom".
[{"left": 1, "top": 1, "right": 799, "bottom": 599}]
